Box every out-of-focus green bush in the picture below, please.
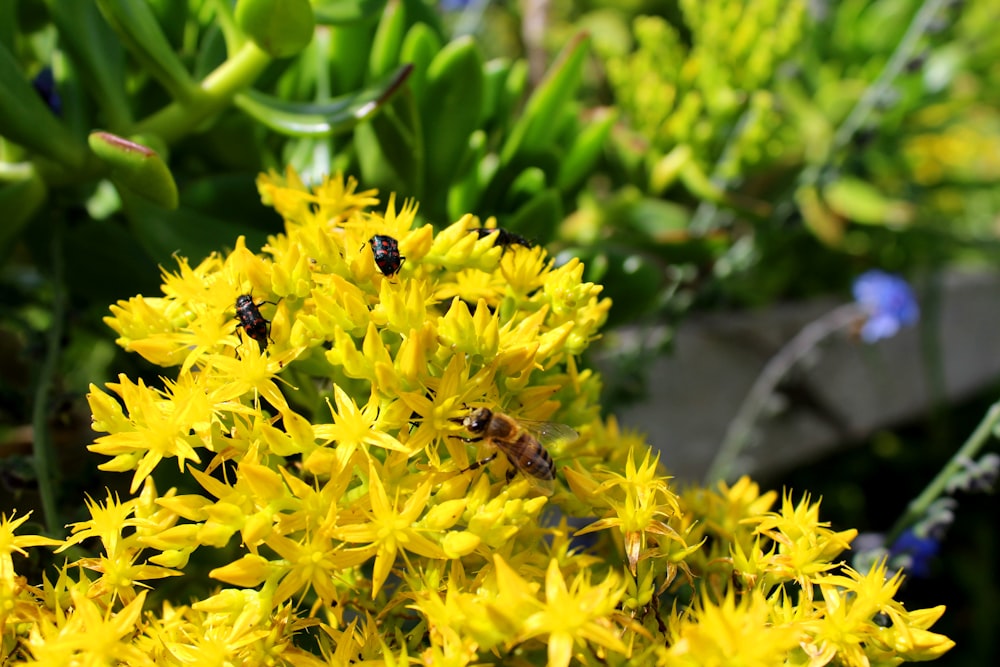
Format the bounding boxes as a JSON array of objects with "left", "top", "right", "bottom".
[{"left": 546, "top": 0, "right": 1000, "bottom": 326}]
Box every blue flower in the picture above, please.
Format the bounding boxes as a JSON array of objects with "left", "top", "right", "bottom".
[
  {"left": 889, "top": 528, "right": 940, "bottom": 578},
  {"left": 439, "top": 0, "right": 472, "bottom": 10},
  {"left": 32, "top": 66, "right": 62, "bottom": 117},
  {"left": 852, "top": 270, "right": 919, "bottom": 343}
]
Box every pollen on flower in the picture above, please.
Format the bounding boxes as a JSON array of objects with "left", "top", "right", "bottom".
[{"left": 2, "top": 168, "right": 951, "bottom": 666}]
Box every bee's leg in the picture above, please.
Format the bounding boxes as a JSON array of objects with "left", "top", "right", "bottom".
[
  {"left": 449, "top": 436, "right": 483, "bottom": 443},
  {"left": 458, "top": 452, "right": 498, "bottom": 474},
  {"left": 505, "top": 466, "right": 518, "bottom": 483}
]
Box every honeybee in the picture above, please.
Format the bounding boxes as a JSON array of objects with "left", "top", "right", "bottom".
[{"left": 451, "top": 407, "right": 577, "bottom": 492}]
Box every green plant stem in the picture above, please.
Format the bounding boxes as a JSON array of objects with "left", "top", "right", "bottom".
[
  {"left": 689, "top": 104, "right": 758, "bottom": 235},
  {"left": 885, "top": 400, "right": 1000, "bottom": 545},
  {"left": 31, "top": 220, "right": 66, "bottom": 536},
  {"left": 136, "top": 41, "right": 271, "bottom": 144},
  {"left": 705, "top": 302, "right": 863, "bottom": 484},
  {"left": 801, "top": 0, "right": 947, "bottom": 187}
]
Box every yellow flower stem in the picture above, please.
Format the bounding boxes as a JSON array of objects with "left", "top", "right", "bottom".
[
  {"left": 31, "top": 216, "right": 65, "bottom": 535},
  {"left": 885, "top": 400, "right": 1000, "bottom": 545}
]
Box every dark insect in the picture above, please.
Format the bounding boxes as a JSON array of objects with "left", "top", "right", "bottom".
[
  {"left": 235, "top": 294, "right": 273, "bottom": 351},
  {"left": 367, "top": 234, "right": 405, "bottom": 277},
  {"left": 472, "top": 227, "right": 533, "bottom": 250},
  {"left": 451, "top": 407, "right": 577, "bottom": 493}
]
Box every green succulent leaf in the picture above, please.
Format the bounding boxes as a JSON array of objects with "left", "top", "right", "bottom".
[
  {"left": 0, "top": 172, "right": 48, "bottom": 258},
  {"left": 422, "top": 37, "right": 484, "bottom": 203},
  {"left": 574, "top": 245, "right": 662, "bottom": 325},
  {"left": 235, "top": 0, "right": 315, "bottom": 59},
  {"left": 0, "top": 42, "right": 86, "bottom": 167},
  {"left": 505, "top": 187, "right": 562, "bottom": 244},
  {"left": 313, "top": 0, "right": 389, "bottom": 24},
  {"left": 823, "top": 177, "right": 914, "bottom": 227},
  {"left": 557, "top": 107, "right": 617, "bottom": 191},
  {"left": 369, "top": 0, "right": 406, "bottom": 80},
  {"left": 447, "top": 130, "right": 488, "bottom": 221},
  {"left": 399, "top": 21, "right": 443, "bottom": 104},
  {"left": 95, "top": 0, "right": 197, "bottom": 102},
  {"left": 505, "top": 167, "right": 547, "bottom": 209},
  {"left": 45, "top": 0, "right": 132, "bottom": 130},
  {"left": 480, "top": 58, "right": 511, "bottom": 127},
  {"left": 354, "top": 90, "right": 423, "bottom": 198},
  {"left": 327, "top": 23, "right": 374, "bottom": 94},
  {"left": 88, "top": 131, "right": 179, "bottom": 209},
  {"left": 500, "top": 32, "right": 591, "bottom": 165},
  {"left": 235, "top": 63, "right": 413, "bottom": 137},
  {"left": 120, "top": 191, "right": 268, "bottom": 266},
  {"left": 499, "top": 59, "right": 529, "bottom": 130}
]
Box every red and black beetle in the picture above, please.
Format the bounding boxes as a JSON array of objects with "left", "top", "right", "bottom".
[
  {"left": 235, "top": 294, "right": 273, "bottom": 351},
  {"left": 367, "top": 234, "right": 405, "bottom": 277}
]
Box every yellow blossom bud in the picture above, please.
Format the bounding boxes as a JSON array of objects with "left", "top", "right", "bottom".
[
  {"left": 420, "top": 499, "right": 468, "bottom": 531},
  {"left": 209, "top": 555, "right": 273, "bottom": 588},
  {"left": 442, "top": 531, "right": 481, "bottom": 558}
]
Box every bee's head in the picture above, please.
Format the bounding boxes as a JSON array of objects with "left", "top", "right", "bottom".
[{"left": 451, "top": 407, "right": 491, "bottom": 433}]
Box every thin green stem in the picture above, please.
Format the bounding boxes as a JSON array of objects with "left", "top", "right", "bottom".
[
  {"left": 800, "top": 0, "right": 947, "bottom": 187},
  {"left": 31, "top": 218, "right": 66, "bottom": 536},
  {"left": 885, "top": 400, "right": 1000, "bottom": 545},
  {"left": 688, "top": 104, "right": 758, "bottom": 235},
  {"left": 136, "top": 41, "right": 271, "bottom": 144},
  {"left": 705, "top": 303, "right": 863, "bottom": 484}
]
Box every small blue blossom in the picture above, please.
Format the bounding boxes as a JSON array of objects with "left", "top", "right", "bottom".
[
  {"left": 852, "top": 270, "right": 919, "bottom": 343},
  {"left": 888, "top": 528, "right": 941, "bottom": 578},
  {"left": 32, "top": 66, "right": 62, "bottom": 116},
  {"left": 439, "top": 0, "right": 472, "bottom": 10}
]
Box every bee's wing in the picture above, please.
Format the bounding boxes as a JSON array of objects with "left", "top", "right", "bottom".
[
  {"left": 520, "top": 420, "right": 579, "bottom": 446},
  {"left": 520, "top": 474, "right": 554, "bottom": 497}
]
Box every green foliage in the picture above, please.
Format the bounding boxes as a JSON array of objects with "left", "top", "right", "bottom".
[{"left": 561, "top": 0, "right": 1000, "bottom": 325}]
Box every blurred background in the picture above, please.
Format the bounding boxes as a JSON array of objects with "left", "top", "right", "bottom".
[{"left": 2, "top": 0, "right": 998, "bottom": 663}]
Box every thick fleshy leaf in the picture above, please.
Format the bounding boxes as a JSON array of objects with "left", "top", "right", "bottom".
[
  {"left": 823, "top": 177, "right": 914, "bottom": 226},
  {"left": 235, "top": 0, "right": 315, "bottom": 59},
  {"left": 796, "top": 184, "right": 845, "bottom": 246},
  {"left": 354, "top": 90, "right": 423, "bottom": 197},
  {"left": 0, "top": 43, "right": 85, "bottom": 166},
  {"left": 45, "top": 1, "right": 131, "bottom": 130},
  {"left": 95, "top": 0, "right": 196, "bottom": 101},
  {"left": 504, "top": 167, "right": 547, "bottom": 210},
  {"left": 234, "top": 64, "right": 413, "bottom": 137},
  {"left": 572, "top": 245, "right": 662, "bottom": 325},
  {"left": 500, "top": 32, "right": 590, "bottom": 164},
  {"left": 120, "top": 191, "right": 270, "bottom": 266},
  {"left": 480, "top": 58, "right": 511, "bottom": 127},
  {"left": 368, "top": 0, "right": 406, "bottom": 80},
  {"left": 505, "top": 188, "right": 562, "bottom": 244},
  {"left": 447, "top": 130, "right": 487, "bottom": 220},
  {"left": 398, "top": 21, "right": 443, "bottom": 105},
  {"left": 62, "top": 217, "right": 162, "bottom": 303},
  {"left": 89, "top": 132, "right": 178, "bottom": 209},
  {"left": 313, "top": 0, "right": 389, "bottom": 24},
  {"left": 557, "top": 107, "right": 617, "bottom": 191},
  {"left": 422, "top": 37, "right": 484, "bottom": 199},
  {"left": 0, "top": 173, "right": 47, "bottom": 259}
]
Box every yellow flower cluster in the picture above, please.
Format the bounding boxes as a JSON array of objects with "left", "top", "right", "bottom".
[{"left": 0, "top": 169, "right": 952, "bottom": 665}]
